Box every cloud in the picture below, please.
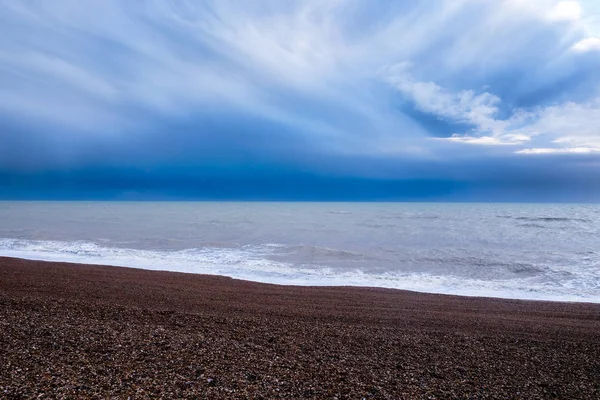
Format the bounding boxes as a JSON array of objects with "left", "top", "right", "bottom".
[
  {"left": 383, "top": 63, "right": 502, "bottom": 130},
  {"left": 572, "top": 37, "right": 600, "bottom": 52},
  {"left": 0, "top": 0, "right": 435, "bottom": 157},
  {"left": 516, "top": 147, "right": 600, "bottom": 154},
  {"left": 547, "top": 1, "right": 582, "bottom": 21},
  {"left": 506, "top": 0, "right": 582, "bottom": 22},
  {"left": 440, "top": 135, "right": 530, "bottom": 146},
  {"left": 383, "top": 65, "right": 530, "bottom": 145},
  {"left": 384, "top": 61, "right": 600, "bottom": 153}
]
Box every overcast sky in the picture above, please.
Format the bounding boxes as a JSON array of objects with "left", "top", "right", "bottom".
[{"left": 1, "top": 0, "right": 600, "bottom": 200}]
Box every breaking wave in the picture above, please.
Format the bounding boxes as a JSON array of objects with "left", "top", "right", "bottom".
[{"left": 1, "top": 238, "right": 598, "bottom": 303}]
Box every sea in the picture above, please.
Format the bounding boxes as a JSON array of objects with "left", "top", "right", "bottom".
[{"left": 0, "top": 201, "right": 598, "bottom": 303}]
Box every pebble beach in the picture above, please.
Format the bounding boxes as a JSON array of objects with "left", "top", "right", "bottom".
[{"left": 1, "top": 256, "right": 599, "bottom": 399}]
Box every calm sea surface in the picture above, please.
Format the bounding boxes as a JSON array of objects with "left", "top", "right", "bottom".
[{"left": 0, "top": 201, "right": 598, "bottom": 302}]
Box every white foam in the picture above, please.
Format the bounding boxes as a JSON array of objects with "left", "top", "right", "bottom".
[{"left": 1, "top": 238, "right": 598, "bottom": 303}]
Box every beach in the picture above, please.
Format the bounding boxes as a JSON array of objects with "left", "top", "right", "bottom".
[{"left": 1, "top": 256, "right": 599, "bottom": 399}]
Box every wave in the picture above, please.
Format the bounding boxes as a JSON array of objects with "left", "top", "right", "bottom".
[
  {"left": 371, "top": 213, "right": 440, "bottom": 220},
  {"left": 269, "top": 244, "right": 369, "bottom": 261},
  {"left": 415, "top": 256, "right": 547, "bottom": 278},
  {"left": 0, "top": 238, "right": 598, "bottom": 303},
  {"left": 516, "top": 217, "right": 590, "bottom": 222},
  {"left": 518, "top": 223, "right": 550, "bottom": 229},
  {"left": 498, "top": 216, "right": 591, "bottom": 223}
]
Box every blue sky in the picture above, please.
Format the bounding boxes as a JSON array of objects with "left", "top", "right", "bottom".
[{"left": 1, "top": 0, "right": 600, "bottom": 200}]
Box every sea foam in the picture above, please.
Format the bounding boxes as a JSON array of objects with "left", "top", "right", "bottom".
[{"left": 1, "top": 237, "right": 598, "bottom": 303}]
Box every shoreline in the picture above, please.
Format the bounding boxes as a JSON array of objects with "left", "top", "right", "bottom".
[
  {"left": 2, "top": 252, "right": 596, "bottom": 304},
  {"left": 2, "top": 256, "right": 600, "bottom": 398}
]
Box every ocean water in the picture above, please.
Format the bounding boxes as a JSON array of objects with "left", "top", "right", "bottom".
[{"left": 0, "top": 201, "right": 598, "bottom": 303}]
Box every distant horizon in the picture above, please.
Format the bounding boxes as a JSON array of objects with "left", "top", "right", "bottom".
[{"left": 2, "top": 198, "right": 599, "bottom": 204}]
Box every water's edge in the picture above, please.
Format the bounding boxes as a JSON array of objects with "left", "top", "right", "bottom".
[{"left": 1, "top": 240, "right": 598, "bottom": 304}]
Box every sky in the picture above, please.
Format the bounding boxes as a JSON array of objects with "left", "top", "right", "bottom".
[{"left": 1, "top": 0, "right": 600, "bottom": 201}]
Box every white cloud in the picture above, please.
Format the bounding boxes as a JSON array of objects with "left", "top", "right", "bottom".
[
  {"left": 385, "top": 64, "right": 600, "bottom": 152},
  {"left": 526, "top": 100, "right": 600, "bottom": 147},
  {"left": 383, "top": 65, "right": 537, "bottom": 145},
  {"left": 438, "top": 135, "right": 528, "bottom": 145},
  {"left": 506, "top": 0, "right": 582, "bottom": 22},
  {"left": 571, "top": 37, "right": 600, "bottom": 52},
  {"left": 445, "top": 97, "right": 600, "bottom": 151},
  {"left": 516, "top": 147, "right": 600, "bottom": 154},
  {"left": 383, "top": 64, "right": 502, "bottom": 129},
  {"left": 443, "top": 98, "right": 600, "bottom": 151},
  {"left": 547, "top": 1, "right": 582, "bottom": 21}
]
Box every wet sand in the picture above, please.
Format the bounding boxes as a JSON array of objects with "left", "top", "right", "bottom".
[{"left": 1, "top": 256, "right": 599, "bottom": 399}]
